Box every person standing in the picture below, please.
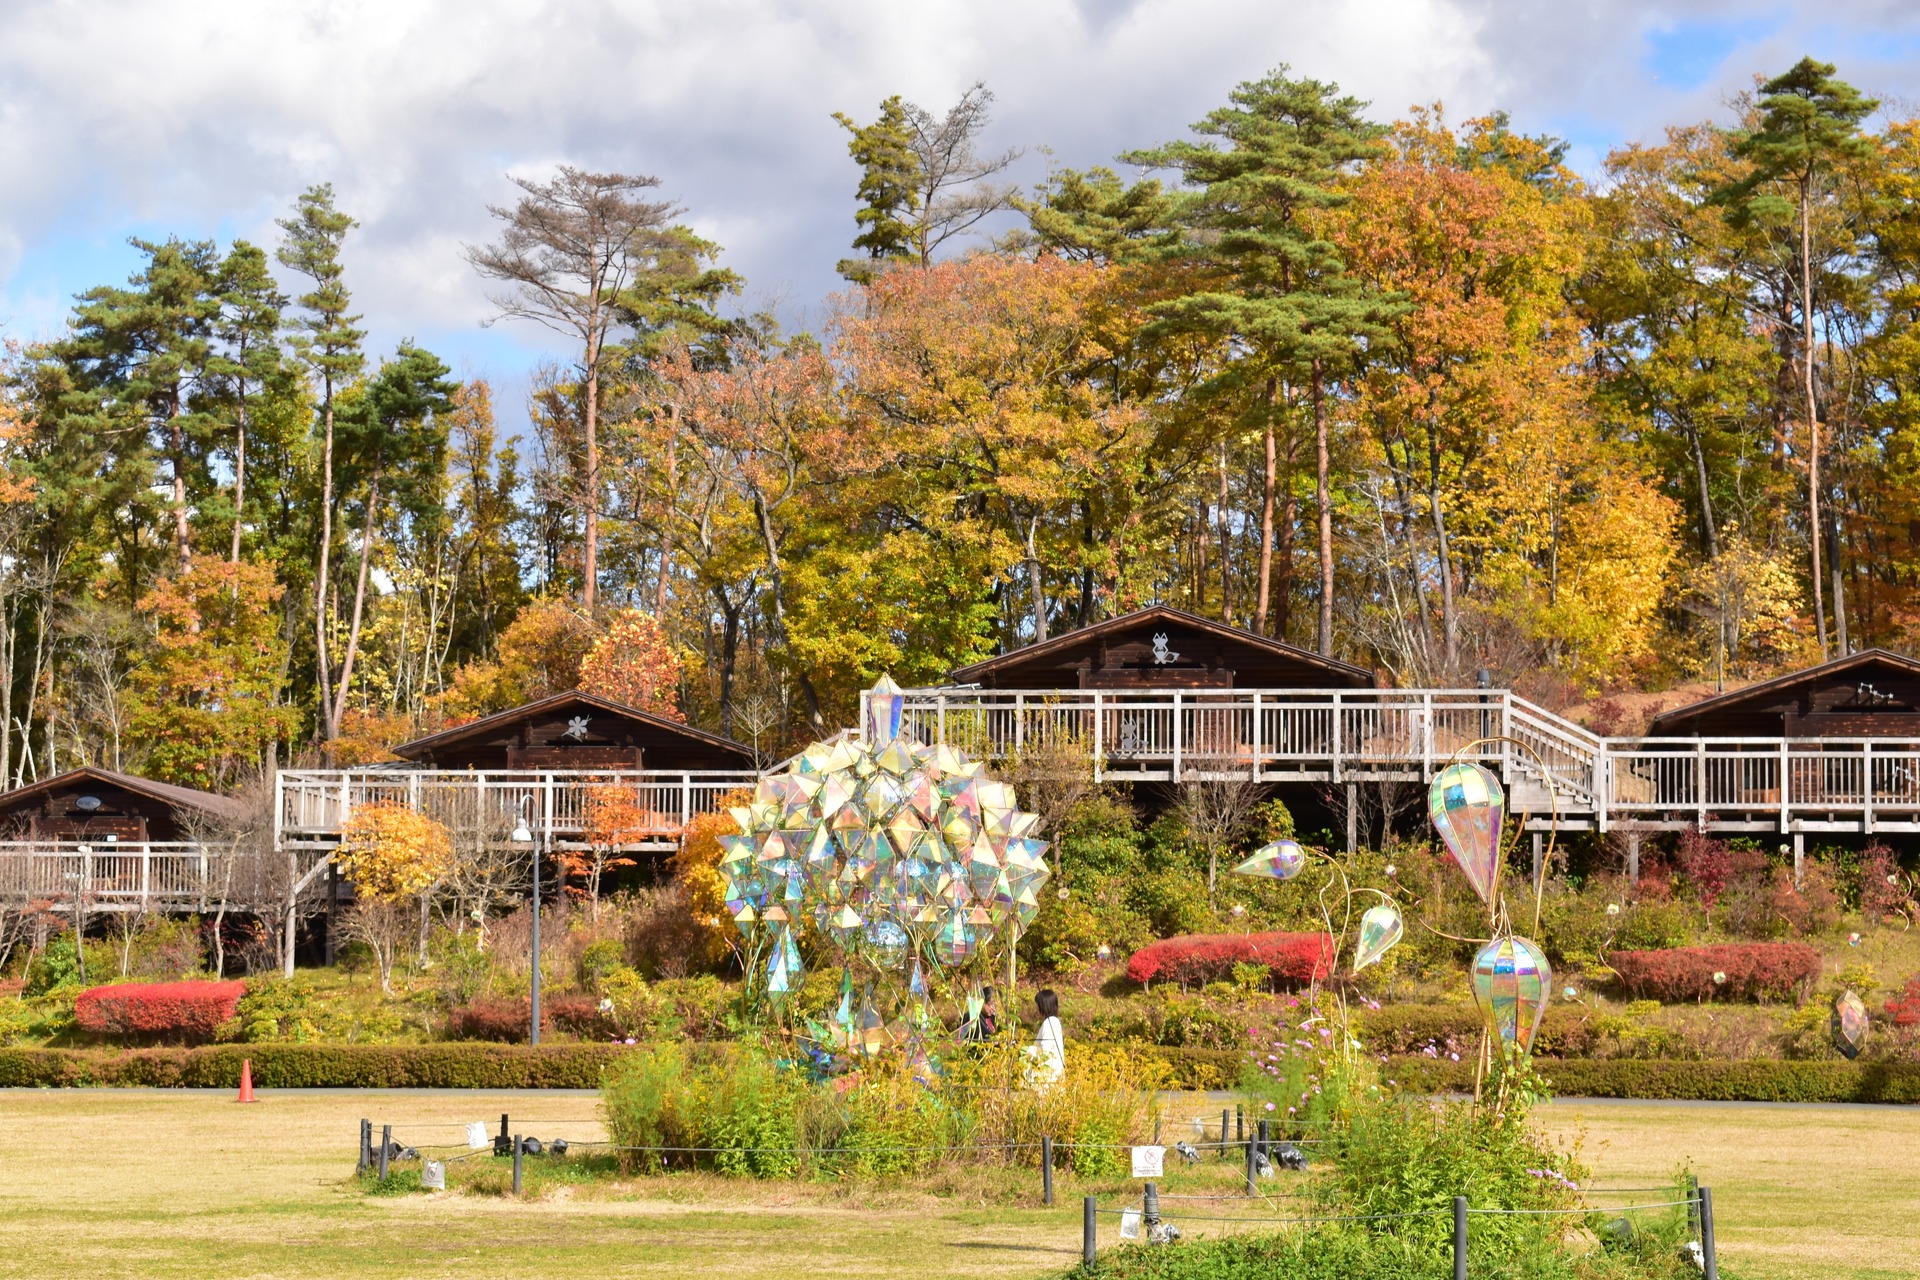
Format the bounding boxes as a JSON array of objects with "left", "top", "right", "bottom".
[{"left": 1030, "top": 988, "right": 1065, "bottom": 1084}]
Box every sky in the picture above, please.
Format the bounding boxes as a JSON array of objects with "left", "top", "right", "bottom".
[{"left": 3, "top": 0, "right": 1919, "bottom": 427}]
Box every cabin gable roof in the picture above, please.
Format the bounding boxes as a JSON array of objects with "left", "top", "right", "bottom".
[
  {"left": 946, "top": 605, "right": 1375, "bottom": 690},
  {"left": 0, "top": 767, "right": 248, "bottom": 829},
  {"left": 393, "top": 691, "right": 755, "bottom": 769},
  {"left": 1647, "top": 649, "right": 1920, "bottom": 736}
]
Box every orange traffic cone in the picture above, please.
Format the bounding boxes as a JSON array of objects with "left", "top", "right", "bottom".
[{"left": 237, "top": 1057, "right": 256, "bottom": 1103}]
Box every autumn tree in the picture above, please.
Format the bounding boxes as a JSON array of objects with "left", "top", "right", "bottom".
[
  {"left": 567, "top": 783, "right": 647, "bottom": 921},
  {"left": 434, "top": 597, "right": 596, "bottom": 724},
  {"left": 126, "top": 559, "right": 299, "bottom": 788},
  {"left": 334, "top": 802, "right": 454, "bottom": 993},
  {"left": 578, "top": 608, "right": 682, "bottom": 718}
]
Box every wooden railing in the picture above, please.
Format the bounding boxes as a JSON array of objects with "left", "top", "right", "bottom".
[
  {"left": 0, "top": 842, "right": 216, "bottom": 910},
  {"left": 274, "top": 768, "right": 762, "bottom": 847},
  {"left": 886, "top": 687, "right": 1920, "bottom": 834}
]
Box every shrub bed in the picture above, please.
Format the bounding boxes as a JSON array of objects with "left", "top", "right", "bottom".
[
  {"left": 1385, "top": 1054, "right": 1920, "bottom": 1103},
  {"left": 73, "top": 980, "right": 246, "bottom": 1044},
  {"left": 1607, "top": 942, "right": 1820, "bottom": 1003},
  {"left": 0, "top": 1043, "right": 634, "bottom": 1088},
  {"left": 1126, "top": 931, "right": 1334, "bottom": 988},
  {"left": 1356, "top": 1005, "right": 1599, "bottom": 1058}
]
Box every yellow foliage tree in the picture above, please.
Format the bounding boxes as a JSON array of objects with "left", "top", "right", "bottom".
[
  {"left": 335, "top": 801, "right": 454, "bottom": 992},
  {"left": 577, "top": 609, "right": 683, "bottom": 719},
  {"left": 671, "top": 789, "right": 753, "bottom": 961}
]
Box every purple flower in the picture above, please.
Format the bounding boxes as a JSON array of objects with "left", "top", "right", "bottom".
[{"left": 1264, "top": 1102, "right": 1275, "bottom": 1111}]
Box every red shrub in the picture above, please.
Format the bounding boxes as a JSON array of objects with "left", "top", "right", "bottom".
[
  {"left": 1857, "top": 844, "right": 1907, "bottom": 925},
  {"left": 449, "top": 996, "right": 612, "bottom": 1042},
  {"left": 1607, "top": 942, "right": 1820, "bottom": 1004},
  {"left": 1886, "top": 975, "right": 1920, "bottom": 1029},
  {"left": 1126, "top": 932, "right": 1334, "bottom": 989},
  {"left": 73, "top": 980, "right": 245, "bottom": 1044}
]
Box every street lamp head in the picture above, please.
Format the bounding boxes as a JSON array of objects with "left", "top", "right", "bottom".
[{"left": 511, "top": 823, "right": 533, "bottom": 844}]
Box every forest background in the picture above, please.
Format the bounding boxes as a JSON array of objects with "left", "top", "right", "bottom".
[{"left": 0, "top": 56, "right": 1913, "bottom": 787}]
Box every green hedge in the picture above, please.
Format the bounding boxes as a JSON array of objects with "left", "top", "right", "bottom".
[
  {"left": 1384, "top": 1055, "right": 1920, "bottom": 1104},
  {"left": 0, "top": 1044, "right": 632, "bottom": 1089}
]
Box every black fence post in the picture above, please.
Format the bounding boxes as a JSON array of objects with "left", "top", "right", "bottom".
[
  {"left": 1142, "top": 1181, "right": 1159, "bottom": 1234},
  {"left": 1257, "top": 1118, "right": 1269, "bottom": 1161},
  {"left": 1452, "top": 1196, "right": 1467, "bottom": 1280},
  {"left": 1220, "top": 1108, "right": 1230, "bottom": 1154},
  {"left": 1699, "top": 1186, "right": 1719, "bottom": 1280},
  {"left": 1042, "top": 1136, "right": 1054, "bottom": 1206},
  {"left": 512, "top": 1134, "right": 523, "bottom": 1196},
  {"left": 1234, "top": 1105, "right": 1243, "bottom": 1142},
  {"left": 1082, "top": 1195, "right": 1097, "bottom": 1266},
  {"left": 378, "top": 1125, "right": 390, "bottom": 1182},
  {"left": 1244, "top": 1137, "right": 1256, "bottom": 1195},
  {"left": 356, "top": 1119, "right": 369, "bottom": 1175}
]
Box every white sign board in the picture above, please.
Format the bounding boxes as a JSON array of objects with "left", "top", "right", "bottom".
[
  {"left": 1130, "top": 1145, "right": 1165, "bottom": 1178},
  {"left": 1118, "top": 1209, "right": 1142, "bottom": 1240},
  {"left": 421, "top": 1160, "right": 446, "bottom": 1191},
  {"left": 466, "top": 1122, "right": 489, "bottom": 1149}
]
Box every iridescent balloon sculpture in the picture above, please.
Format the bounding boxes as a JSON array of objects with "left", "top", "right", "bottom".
[
  {"left": 1233, "top": 838, "right": 1307, "bottom": 881},
  {"left": 1352, "top": 903, "right": 1404, "bottom": 973},
  {"left": 1425, "top": 753, "right": 1557, "bottom": 1074},
  {"left": 1832, "top": 989, "right": 1869, "bottom": 1061},
  {"left": 717, "top": 675, "right": 1050, "bottom": 1062}
]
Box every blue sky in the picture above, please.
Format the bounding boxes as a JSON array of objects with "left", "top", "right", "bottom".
[{"left": 3, "top": 0, "right": 1917, "bottom": 431}]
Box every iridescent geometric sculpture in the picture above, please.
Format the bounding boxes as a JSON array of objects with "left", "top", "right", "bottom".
[
  {"left": 1469, "top": 935, "right": 1552, "bottom": 1052},
  {"left": 1832, "top": 989, "right": 1868, "bottom": 1060},
  {"left": 1232, "top": 838, "right": 1307, "bottom": 882},
  {"left": 1352, "top": 903, "right": 1404, "bottom": 973},
  {"left": 1429, "top": 763, "right": 1505, "bottom": 904},
  {"left": 722, "top": 675, "right": 1049, "bottom": 1052}
]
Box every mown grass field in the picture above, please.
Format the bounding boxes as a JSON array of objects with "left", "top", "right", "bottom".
[{"left": 0, "top": 1088, "right": 1909, "bottom": 1278}]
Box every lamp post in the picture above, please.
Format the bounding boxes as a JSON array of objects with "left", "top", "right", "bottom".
[{"left": 511, "top": 801, "right": 540, "bottom": 1046}]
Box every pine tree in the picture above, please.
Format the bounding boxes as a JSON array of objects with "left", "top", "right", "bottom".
[
  {"left": 833, "top": 95, "right": 919, "bottom": 281},
  {"left": 277, "top": 184, "right": 366, "bottom": 740},
  {"left": 1712, "top": 57, "right": 1878, "bottom": 657},
  {"left": 1128, "top": 68, "right": 1396, "bottom": 649}
]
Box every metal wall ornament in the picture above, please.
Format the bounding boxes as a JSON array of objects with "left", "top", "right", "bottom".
[
  {"left": 721, "top": 676, "right": 1050, "bottom": 1064},
  {"left": 1832, "top": 989, "right": 1869, "bottom": 1060},
  {"left": 1427, "top": 762, "right": 1505, "bottom": 904}
]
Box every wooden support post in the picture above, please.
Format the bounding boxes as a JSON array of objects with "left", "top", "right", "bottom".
[
  {"left": 1626, "top": 832, "right": 1640, "bottom": 885},
  {"left": 1793, "top": 832, "right": 1805, "bottom": 888},
  {"left": 1345, "top": 784, "right": 1358, "bottom": 853},
  {"left": 1531, "top": 831, "right": 1543, "bottom": 885}
]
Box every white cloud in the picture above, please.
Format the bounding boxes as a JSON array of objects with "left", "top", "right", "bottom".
[{"left": 2, "top": 0, "right": 1916, "bottom": 375}]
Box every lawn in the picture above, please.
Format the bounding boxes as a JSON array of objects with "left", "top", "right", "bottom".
[{"left": 0, "top": 1088, "right": 1909, "bottom": 1279}]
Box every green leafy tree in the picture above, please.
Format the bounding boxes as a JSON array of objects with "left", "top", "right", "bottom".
[
  {"left": 206, "top": 241, "right": 290, "bottom": 565},
  {"left": 277, "top": 183, "right": 367, "bottom": 738},
  {"left": 833, "top": 95, "right": 920, "bottom": 281},
  {"left": 1126, "top": 68, "right": 1395, "bottom": 649},
  {"left": 1711, "top": 57, "right": 1879, "bottom": 657}
]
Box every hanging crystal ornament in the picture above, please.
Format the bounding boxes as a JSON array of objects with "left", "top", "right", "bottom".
[
  {"left": 1832, "top": 989, "right": 1869, "bottom": 1060},
  {"left": 1428, "top": 763, "right": 1505, "bottom": 903},
  {"left": 1231, "top": 838, "right": 1307, "bottom": 881},
  {"left": 726, "top": 675, "right": 1049, "bottom": 1046},
  {"left": 1469, "top": 935, "right": 1552, "bottom": 1052},
  {"left": 1352, "top": 903, "right": 1405, "bottom": 973}
]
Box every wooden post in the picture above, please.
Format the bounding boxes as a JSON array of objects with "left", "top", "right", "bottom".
[
  {"left": 1093, "top": 692, "right": 1104, "bottom": 780},
  {"left": 1626, "top": 832, "right": 1640, "bottom": 885},
  {"left": 1251, "top": 692, "right": 1262, "bottom": 780},
  {"left": 1793, "top": 832, "right": 1805, "bottom": 887},
  {"left": 378, "top": 1124, "right": 390, "bottom": 1181},
  {"left": 1171, "top": 691, "right": 1182, "bottom": 783},
  {"left": 1345, "top": 784, "right": 1358, "bottom": 853},
  {"left": 1331, "top": 691, "right": 1343, "bottom": 785},
  {"left": 1531, "top": 831, "right": 1543, "bottom": 885},
  {"left": 1863, "top": 741, "right": 1875, "bottom": 837}
]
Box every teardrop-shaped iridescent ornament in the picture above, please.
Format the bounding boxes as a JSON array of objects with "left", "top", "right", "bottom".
[
  {"left": 1232, "top": 838, "right": 1307, "bottom": 881},
  {"left": 1352, "top": 903, "right": 1404, "bottom": 973},
  {"left": 1832, "top": 989, "right": 1869, "bottom": 1060},
  {"left": 1469, "top": 935, "right": 1551, "bottom": 1052},
  {"left": 1428, "top": 763, "right": 1505, "bottom": 903}
]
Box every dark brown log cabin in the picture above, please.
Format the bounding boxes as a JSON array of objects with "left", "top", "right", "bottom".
[
  {"left": 1647, "top": 649, "right": 1920, "bottom": 738},
  {"left": 0, "top": 767, "right": 246, "bottom": 843},
  {"left": 947, "top": 605, "right": 1376, "bottom": 690},
  {"left": 393, "top": 691, "right": 756, "bottom": 771}
]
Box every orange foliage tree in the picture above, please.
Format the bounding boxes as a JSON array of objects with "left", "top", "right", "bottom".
[
  {"left": 577, "top": 609, "right": 682, "bottom": 718},
  {"left": 126, "top": 559, "right": 299, "bottom": 787},
  {"left": 334, "top": 801, "right": 455, "bottom": 993},
  {"left": 432, "top": 597, "right": 596, "bottom": 725},
  {"left": 563, "top": 782, "right": 650, "bottom": 921},
  {"left": 670, "top": 788, "right": 754, "bottom": 966}
]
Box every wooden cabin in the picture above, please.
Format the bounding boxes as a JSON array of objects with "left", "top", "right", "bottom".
[
  {"left": 946, "top": 605, "right": 1375, "bottom": 690},
  {"left": 1647, "top": 649, "right": 1920, "bottom": 739},
  {"left": 0, "top": 767, "right": 246, "bottom": 843},
  {"left": 393, "top": 691, "right": 757, "bottom": 771}
]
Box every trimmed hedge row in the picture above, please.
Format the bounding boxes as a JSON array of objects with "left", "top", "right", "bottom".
[
  {"left": 1356, "top": 1005, "right": 1600, "bottom": 1058},
  {"left": 73, "top": 980, "right": 246, "bottom": 1043},
  {"left": 1607, "top": 942, "right": 1821, "bottom": 1003},
  {"left": 0, "top": 1044, "right": 632, "bottom": 1089},
  {"left": 4, "top": 1043, "right": 1916, "bottom": 1101},
  {"left": 1384, "top": 1055, "right": 1920, "bottom": 1104}
]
